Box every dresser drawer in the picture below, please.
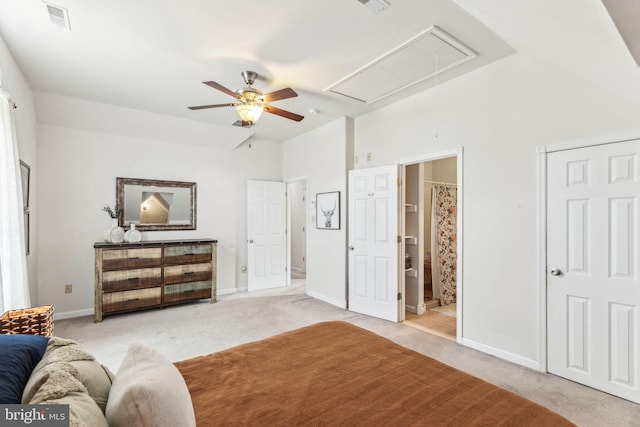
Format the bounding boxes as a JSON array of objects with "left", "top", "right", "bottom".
[
  {"left": 164, "top": 263, "right": 212, "bottom": 285},
  {"left": 164, "top": 244, "right": 212, "bottom": 265},
  {"left": 102, "top": 288, "right": 161, "bottom": 313},
  {"left": 102, "top": 267, "right": 162, "bottom": 292},
  {"left": 164, "top": 281, "right": 211, "bottom": 303},
  {"left": 102, "top": 248, "right": 162, "bottom": 270}
]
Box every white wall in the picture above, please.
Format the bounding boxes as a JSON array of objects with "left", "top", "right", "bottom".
[
  {"left": 283, "top": 117, "right": 352, "bottom": 307},
  {"left": 35, "top": 94, "right": 282, "bottom": 317},
  {"left": 355, "top": 1, "right": 640, "bottom": 365},
  {"left": 0, "top": 35, "right": 39, "bottom": 303}
]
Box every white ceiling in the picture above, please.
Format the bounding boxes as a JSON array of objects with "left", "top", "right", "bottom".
[
  {"left": 0, "top": 0, "right": 514, "bottom": 143},
  {"left": 602, "top": 0, "right": 640, "bottom": 66}
]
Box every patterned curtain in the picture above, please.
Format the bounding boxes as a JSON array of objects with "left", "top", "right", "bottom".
[{"left": 430, "top": 185, "right": 457, "bottom": 306}]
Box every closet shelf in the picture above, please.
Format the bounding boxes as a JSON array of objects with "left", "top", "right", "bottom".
[
  {"left": 405, "top": 268, "right": 417, "bottom": 278},
  {"left": 404, "top": 204, "right": 417, "bottom": 213},
  {"left": 404, "top": 236, "right": 417, "bottom": 245}
]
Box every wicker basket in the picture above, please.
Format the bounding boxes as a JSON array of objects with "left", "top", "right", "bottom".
[{"left": 0, "top": 305, "right": 54, "bottom": 337}]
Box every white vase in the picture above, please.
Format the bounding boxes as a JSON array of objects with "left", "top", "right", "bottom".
[
  {"left": 124, "top": 223, "right": 142, "bottom": 243},
  {"left": 104, "top": 218, "right": 125, "bottom": 243}
]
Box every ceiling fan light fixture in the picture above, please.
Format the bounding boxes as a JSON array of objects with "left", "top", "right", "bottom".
[
  {"left": 235, "top": 103, "right": 264, "bottom": 124},
  {"left": 188, "top": 71, "right": 303, "bottom": 125}
]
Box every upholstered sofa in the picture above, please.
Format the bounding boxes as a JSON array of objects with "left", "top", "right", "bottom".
[{"left": 0, "top": 333, "right": 195, "bottom": 426}]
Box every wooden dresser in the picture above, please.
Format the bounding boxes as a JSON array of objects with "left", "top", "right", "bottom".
[{"left": 94, "top": 239, "right": 217, "bottom": 322}]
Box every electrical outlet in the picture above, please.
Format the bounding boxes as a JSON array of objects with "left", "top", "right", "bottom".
[
  {"left": 366, "top": 152, "right": 372, "bottom": 161},
  {"left": 64, "top": 284, "right": 72, "bottom": 294}
]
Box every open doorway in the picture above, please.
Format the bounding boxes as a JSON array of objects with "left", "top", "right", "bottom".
[
  {"left": 287, "top": 179, "right": 307, "bottom": 289},
  {"left": 402, "top": 156, "right": 458, "bottom": 341}
]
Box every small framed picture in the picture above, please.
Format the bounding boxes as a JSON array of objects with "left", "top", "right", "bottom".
[{"left": 316, "top": 191, "right": 340, "bottom": 230}]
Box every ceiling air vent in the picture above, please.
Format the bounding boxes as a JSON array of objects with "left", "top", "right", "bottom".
[
  {"left": 357, "top": 0, "right": 390, "bottom": 14},
  {"left": 43, "top": 2, "right": 71, "bottom": 30}
]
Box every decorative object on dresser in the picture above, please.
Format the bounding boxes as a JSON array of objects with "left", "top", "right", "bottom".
[
  {"left": 116, "top": 177, "right": 196, "bottom": 231},
  {"left": 123, "top": 223, "right": 142, "bottom": 243},
  {"left": 94, "top": 239, "right": 217, "bottom": 322},
  {"left": 102, "top": 205, "right": 125, "bottom": 243}
]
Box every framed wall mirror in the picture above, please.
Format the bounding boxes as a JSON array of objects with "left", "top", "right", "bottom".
[{"left": 116, "top": 177, "right": 196, "bottom": 231}]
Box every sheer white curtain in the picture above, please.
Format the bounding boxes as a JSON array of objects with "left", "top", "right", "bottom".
[{"left": 0, "top": 71, "right": 30, "bottom": 312}]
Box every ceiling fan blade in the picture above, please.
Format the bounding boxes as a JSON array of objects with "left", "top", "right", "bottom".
[
  {"left": 188, "top": 103, "right": 235, "bottom": 110},
  {"left": 261, "top": 88, "right": 298, "bottom": 103},
  {"left": 263, "top": 105, "right": 304, "bottom": 122},
  {"left": 203, "top": 81, "right": 239, "bottom": 99}
]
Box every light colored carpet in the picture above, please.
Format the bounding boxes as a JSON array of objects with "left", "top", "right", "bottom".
[{"left": 54, "top": 283, "right": 638, "bottom": 426}]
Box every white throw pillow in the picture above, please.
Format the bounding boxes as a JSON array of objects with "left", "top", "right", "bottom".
[{"left": 105, "top": 343, "right": 196, "bottom": 427}]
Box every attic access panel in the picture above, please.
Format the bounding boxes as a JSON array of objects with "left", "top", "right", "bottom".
[{"left": 325, "top": 26, "right": 476, "bottom": 104}]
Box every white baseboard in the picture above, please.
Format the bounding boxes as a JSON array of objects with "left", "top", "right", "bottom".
[
  {"left": 461, "top": 337, "right": 541, "bottom": 371},
  {"left": 216, "top": 287, "right": 240, "bottom": 296},
  {"left": 291, "top": 266, "right": 305, "bottom": 274},
  {"left": 307, "top": 290, "right": 346, "bottom": 309},
  {"left": 57, "top": 289, "right": 243, "bottom": 319},
  {"left": 54, "top": 308, "right": 94, "bottom": 320},
  {"left": 405, "top": 303, "right": 426, "bottom": 315},
  {"left": 405, "top": 304, "right": 417, "bottom": 314}
]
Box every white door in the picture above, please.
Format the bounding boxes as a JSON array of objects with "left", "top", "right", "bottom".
[
  {"left": 247, "top": 180, "right": 286, "bottom": 291},
  {"left": 547, "top": 139, "right": 640, "bottom": 403},
  {"left": 348, "top": 165, "right": 400, "bottom": 322}
]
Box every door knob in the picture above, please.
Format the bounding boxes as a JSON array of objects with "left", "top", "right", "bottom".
[
  {"left": 248, "top": 239, "right": 255, "bottom": 244},
  {"left": 348, "top": 245, "right": 355, "bottom": 251},
  {"left": 550, "top": 267, "right": 562, "bottom": 276}
]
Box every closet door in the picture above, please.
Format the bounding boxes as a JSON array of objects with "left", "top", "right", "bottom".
[{"left": 547, "top": 139, "right": 640, "bottom": 403}]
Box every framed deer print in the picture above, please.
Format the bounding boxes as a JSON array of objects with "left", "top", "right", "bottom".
[{"left": 316, "top": 191, "right": 340, "bottom": 230}]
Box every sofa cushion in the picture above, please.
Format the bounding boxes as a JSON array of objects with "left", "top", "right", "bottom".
[
  {"left": 0, "top": 334, "right": 48, "bottom": 403},
  {"left": 29, "top": 367, "right": 108, "bottom": 427},
  {"left": 106, "top": 343, "right": 196, "bottom": 427},
  {"left": 22, "top": 336, "right": 114, "bottom": 412}
]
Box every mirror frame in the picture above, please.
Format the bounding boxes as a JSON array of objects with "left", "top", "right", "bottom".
[{"left": 116, "top": 177, "right": 197, "bottom": 231}]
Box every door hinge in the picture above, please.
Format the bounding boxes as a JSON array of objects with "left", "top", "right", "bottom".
[
  {"left": 302, "top": 256, "right": 305, "bottom": 263},
  {"left": 397, "top": 292, "right": 402, "bottom": 301},
  {"left": 397, "top": 178, "right": 402, "bottom": 186},
  {"left": 397, "top": 235, "right": 401, "bottom": 243}
]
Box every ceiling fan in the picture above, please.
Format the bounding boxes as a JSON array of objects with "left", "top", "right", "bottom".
[{"left": 188, "top": 71, "right": 304, "bottom": 127}]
